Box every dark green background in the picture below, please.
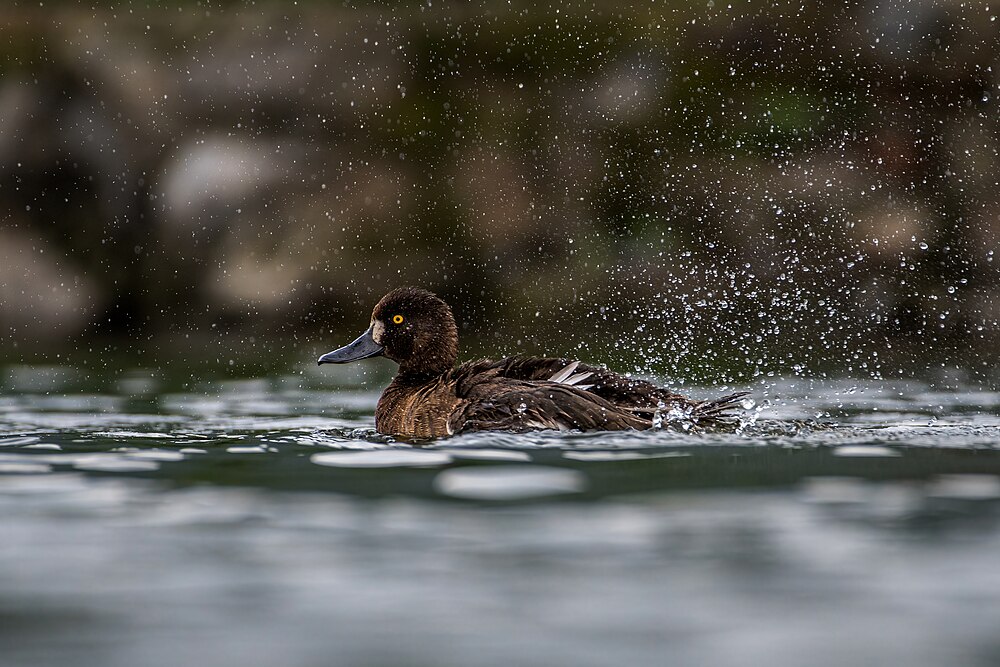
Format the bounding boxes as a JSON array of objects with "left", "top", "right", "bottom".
[{"left": 2, "top": 1, "right": 998, "bottom": 382}]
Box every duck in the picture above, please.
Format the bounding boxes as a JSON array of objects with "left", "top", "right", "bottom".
[{"left": 317, "top": 287, "right": 747, "bottom": 438}]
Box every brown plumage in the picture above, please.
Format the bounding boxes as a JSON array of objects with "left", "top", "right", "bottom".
[{"left": 318, "top": 287, "right": 747, "bottom": 438}]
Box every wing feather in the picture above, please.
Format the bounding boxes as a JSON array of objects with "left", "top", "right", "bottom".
[
  {"left": 447, "top": 356, "right": 746, "bottom": 431},
  {"left": 450, "top": 383, "right": 649, "bottom": 434}
]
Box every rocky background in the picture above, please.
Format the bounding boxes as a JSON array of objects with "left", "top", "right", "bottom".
[{"left": 2, "top": 1, "right": 999, "bottom": 381}]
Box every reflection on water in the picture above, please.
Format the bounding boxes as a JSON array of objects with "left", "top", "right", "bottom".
[
  {"left": 2, "top": 367, "right": 1000, "bottom": 667},
  {"left": 435, "top": 465, "right": 589, "bottom": 499}
]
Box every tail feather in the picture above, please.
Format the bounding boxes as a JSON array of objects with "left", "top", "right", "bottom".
[{"left": 689, "top": 391, "right": 750, "bottom": 421}]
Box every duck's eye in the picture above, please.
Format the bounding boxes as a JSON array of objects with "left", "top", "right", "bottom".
[{"left": 392, "top": 314, "right": 404, "bottom": 324}]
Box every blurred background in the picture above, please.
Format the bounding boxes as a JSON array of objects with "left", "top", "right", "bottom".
[
  {"left": 2, "top": 0, "right": 999, "bottom": 382},
  {"left": 6, "top": 7, "right": 1000, "bottom": 667}
]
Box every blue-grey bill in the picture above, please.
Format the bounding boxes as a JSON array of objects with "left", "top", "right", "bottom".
[{"left": 317, "top": 327, "right": 384, "bottom": 365}]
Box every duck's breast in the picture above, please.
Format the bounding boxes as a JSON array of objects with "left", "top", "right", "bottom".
[{"left": 375, "top": 379, "right": 463, "bottom": 438}]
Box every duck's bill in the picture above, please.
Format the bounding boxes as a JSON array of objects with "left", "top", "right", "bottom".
[{"left": 317, "top": 327, "right": 384, "bottom": 365}]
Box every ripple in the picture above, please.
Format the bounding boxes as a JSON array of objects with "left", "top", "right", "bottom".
[
  {"left": 311, "top": 450, "right": 453, "bottom": 468},
  {"left": 928, "top": 474, "right": 1000, "bottom": 500},
  {"left": 0, "top": 462, "right": 52, "bottom": 474},
  {"left": 95, "top": 430, "right": 174, "bottom": 439},
  {"left": 833, "top": 445, "right": 902, "bottom": 457},
  {"left": 800, "top": 476, "right": 870, "bottom": 503},
  {"left": 0, "top": 436, "right": 40, "bottom": 447},
  {"left": 73, "top": 457, "right": 161, "bottom": 473},
  {"left": 434, "top": 465, "right": 587, "bottom": 500},
  {"left": 124, "top": 449, "right": 186, "bottom": 462},
  {"left": 562, "top": 450, "right": 691, "bottom": 462},
  {"left": 446, "top": 449, "right": 532, "bottom": 462}
]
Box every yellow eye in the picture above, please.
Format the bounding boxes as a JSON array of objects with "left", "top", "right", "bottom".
[{"left": 392, "top": 314, "right": 404, "bottom": 324}]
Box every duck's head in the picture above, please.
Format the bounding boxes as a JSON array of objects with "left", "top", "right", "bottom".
[{"left": 318, "top": 287, "right": 458, "bottom": 376}]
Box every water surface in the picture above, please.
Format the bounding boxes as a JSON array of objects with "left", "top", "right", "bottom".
[{"left": 3, "top": 365, "right": 1000, "bottom": 667}]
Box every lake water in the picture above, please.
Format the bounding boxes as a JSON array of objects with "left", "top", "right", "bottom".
[{"left": 3, "top": 364, "right": 1000, "bottom": 667}]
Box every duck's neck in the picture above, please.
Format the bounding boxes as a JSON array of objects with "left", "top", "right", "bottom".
[
  {"left": 393, "top": 364, "right": 448, "bottom": 385},
  {"left": 395, "top": 344, "right": 457, "bottom": 379}
]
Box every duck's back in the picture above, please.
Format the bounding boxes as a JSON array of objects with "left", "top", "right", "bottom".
[{"left": 446, "top": 356, "right": 696, "bottom": 433}]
